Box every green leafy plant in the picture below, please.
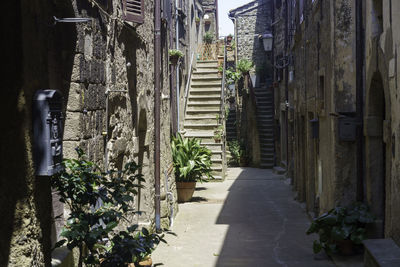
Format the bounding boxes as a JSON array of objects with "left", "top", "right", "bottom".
[
  {"left": 168, "top": 49, "right": 184, "bottom": 58},
  {"left": 100, "top": 225, "right": 165, "bottom": 266},
  {"left": 237, "top": 59, "right": 254, "bottom": 75},
  {"left": 203, "top": 31, "right": 214, "bottom": 44},
  {"left": 228, "top": 140, "right": 241, "bottom": 166},
  {"left": 52, "top": 148, "right": 147, "bottom": 266},
  {"left": 225, "top": 68, "right": 241, "bottom": 85},
  {"left": 214, "top": 125, "right": 224, "bottom": 142},
  {"left": 227, "top": 33, "right": 233, "bottom": 38},
  {"left": 306, "top": 202, "right": 375, "bottom": 255},
  {"left": 195, "top": 17, "right": 200, "bottom": 23},
  {"left": 171, "top": 133, "right": 214, "bottom": 182}
]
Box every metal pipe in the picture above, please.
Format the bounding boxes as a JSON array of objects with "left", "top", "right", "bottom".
[
  {"left": 154, "top": 0, "right": 161, "bottom": 232},
  {"left": 176, "top": 0, "right": 180, "bottom": 132},
  {"left": 355, "top": 0, "right": 364, "bottom": 201}
]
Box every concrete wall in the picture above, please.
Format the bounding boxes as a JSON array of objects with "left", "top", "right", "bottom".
[{"left": 0, "top": 0, "right": 182, "bottom": 265}]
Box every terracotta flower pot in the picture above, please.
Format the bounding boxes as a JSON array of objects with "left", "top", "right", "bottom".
[
  {"left": 169, "top": 55, "right": 180, "bottom": 65},
  {"left": 335, "top": 240, "right": 355, "bottom": 256},
  {"left": 176, "top": 181, "right": 196, "bottom": 202},
  {"left": 129, "top": 257, "right": 153, "bottom": 267}
]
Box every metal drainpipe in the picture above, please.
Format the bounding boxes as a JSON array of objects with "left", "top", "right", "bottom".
[
  {"left": 176, "top": 0, "right": 180, "bottom": 133},
  {"left": 284, "top": 0, "right": 289, "bottom": 171},
  {"left": 355, "top": 0, "right": 364, "bottom": 202},
  {"left": 154, "top": 0, "right": 161, "bottom": 232}
]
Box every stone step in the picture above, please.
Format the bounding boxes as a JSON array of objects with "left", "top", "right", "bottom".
[
  {"left": 186, "top": 107, "right": 220, "bottom": 113},
  {"left": 188, "top": 95, "right": 221, "bottom": 100},
  {"left": 193, "top": 70, "right": 218, "bottom": 75},
  {"left": 184, "top": 123, "right": 219, "bottom": 129},
  {"left": 192, "top": 76, "right": 222, "bottom": 82},
  {"left": 191, "top": 81, "right": 222, "bottom": 87},
  {"left": 188, "top": 101, "right": 221, "bottom": 106}
]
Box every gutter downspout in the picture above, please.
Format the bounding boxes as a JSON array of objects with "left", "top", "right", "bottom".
[
  {"left": 176, "top": 0, "right": 180, "bottom": 133},
  {"left": 355, "top": 0, "right": 364, "bottom": 201},
  {"left": 284, "top": 0, "right": 289, "bottom": 171},
  {"left": 154, "top": 0, "right": 161, "bottom": 232}
]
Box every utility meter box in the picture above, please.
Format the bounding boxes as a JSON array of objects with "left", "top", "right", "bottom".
[
  {"left": 338, "top": 117, "right": 357, "bottom": 142},
  {"left": 33, "top": 90, "right": 64, "bottom": 176}
]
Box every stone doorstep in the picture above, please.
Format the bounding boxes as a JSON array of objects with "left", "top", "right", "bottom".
[
  {"left": 363, "top": 239, "right": 400, "bottom": 267},
  {"left": 273, "top": 166, "right": 286, "bottom": 175}
]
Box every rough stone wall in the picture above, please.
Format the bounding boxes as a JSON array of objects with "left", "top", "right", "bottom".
[
  {"left": 364, "top": 0, "right": 400, "bottom": 243},
  {"left": 233, "top": 0, "right": 272, "bottom": 70},
  {"left": 202, "top": 0, "right": 218, "bottom": 37},
  {"left": 1, "top": 0, "right": 179, "bottom": 265}
]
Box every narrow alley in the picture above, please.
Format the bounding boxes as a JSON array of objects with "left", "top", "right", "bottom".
[{"left": 153, "top": 168, "right": 334, "bottom": 267}]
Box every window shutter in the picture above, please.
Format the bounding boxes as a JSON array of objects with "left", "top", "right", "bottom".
[{"left": 123, "top": 0, "right": 144, "bottom": 24}]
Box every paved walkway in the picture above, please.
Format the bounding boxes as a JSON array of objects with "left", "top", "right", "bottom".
[{"left": 152, "top": 168, "right": 335, "bottom": 267}]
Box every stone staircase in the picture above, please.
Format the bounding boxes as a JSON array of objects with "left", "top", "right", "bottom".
[
  {"left": 184, "top": 60, "right": 225, "bottom": 180},
  {"left": 254, "top": 86, "right": 275, "bottom": 168},
  {"left": 226, "top": 107, "right": 237, "bottom": 142}
]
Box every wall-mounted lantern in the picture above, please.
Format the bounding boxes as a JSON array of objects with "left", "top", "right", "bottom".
[{"left": 262, "top": 33, "right": 273, "bottom": 52}]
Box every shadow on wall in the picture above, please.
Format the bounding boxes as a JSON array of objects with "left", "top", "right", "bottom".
[{"left": 0, "top": 0, "right": 77, "bottom": 265}]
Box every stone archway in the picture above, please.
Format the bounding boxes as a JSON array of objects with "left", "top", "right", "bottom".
[{"left": 364, "top": 72, "right": 387, "bottom": 237}]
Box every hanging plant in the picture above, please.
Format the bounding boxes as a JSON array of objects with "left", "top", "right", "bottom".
[{"left": 169, "top": 49, "right": 184, "bottom": 65}]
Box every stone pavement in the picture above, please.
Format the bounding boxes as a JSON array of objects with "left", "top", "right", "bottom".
[{"left": 152, "top": 168, "right": 335, "bottom": 267}]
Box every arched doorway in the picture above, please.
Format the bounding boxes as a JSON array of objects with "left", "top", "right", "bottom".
[{"left": 364, "top": 72, "right": 386, "bottom": 237}]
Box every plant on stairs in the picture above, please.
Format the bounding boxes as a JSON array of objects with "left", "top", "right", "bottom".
[{"left": 171, "top": 133, "right": 214, "bottom": 202}]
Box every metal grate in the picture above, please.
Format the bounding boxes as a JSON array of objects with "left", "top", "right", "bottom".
[{"left": 197, "top": 43, "right": 219, "bottom": 61}]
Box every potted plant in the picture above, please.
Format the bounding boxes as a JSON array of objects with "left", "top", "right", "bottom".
[
  {"left": 226, "top": 34, "right": 233, "bottom": 44},
  {"left": 237, "top": 59, "right": 254, "bottom": 76},
  {"left": 100, "top": 226, "right": 166, "bottom": 267},
  {"left": 195, "top": 17, "right": 200, "bottom": 26},
  {"left": 169, "top": 49, "right": 184, "bottom": 65},
  {"left": 203, "top": 31, "right": 214, "bottom": 44},
  {"left": 306, "top": 202, "right": 375, "bottom": 256},
  {"left": 171, "top": 133, "right": 213, "bottom": 202},
  {"left": 51, "top": 148, "right": 149, "bottom": 266}
]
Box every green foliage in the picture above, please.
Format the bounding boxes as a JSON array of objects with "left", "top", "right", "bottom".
[
  {"left": 52, "top": 148, "right": 164, "bottom": 266},
  {"left": 203, "top": 31, "right": 214, "bottom": 44},
  {"left": 171, "top": 133, "right": 214, "bottom": 182},
  {"left": 168, "top": 49, "right": 184, "bottom": 58},
  {"left": 214, "top": 125, "right": 224, "bottom": 142},
  {"left": 195, "top": 17, "right": 200, "bottom": 23},
  {"left": 306, "top": 202, "right": 375, "bottom": 255},
  {"left": 100, "top": 226, "right": 166, "bottom": 266},
  {"left": 227, "top": 33, "right": 233, "bottom": 38},
  {"left": 227, "top": 140, "right": 240, "bottom": 166},
  {"left": 225, "top": 68, "right": 241, "bottom": 85},
  {"left": 237, "top": 59, "right": 254, "bottom": 75}
]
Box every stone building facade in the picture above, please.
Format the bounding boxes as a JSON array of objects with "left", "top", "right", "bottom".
[
  {"left": 272, "top": 0, "right": 400, "bottom": 245},
  {"left": 1, "top": 0, "right": 202, "bottom": 265},
  {"left": 229, "top": 0, "right": 274, "bottom": 167}
]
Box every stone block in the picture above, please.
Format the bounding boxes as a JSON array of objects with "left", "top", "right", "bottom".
[
  {"left": 66, "top": 82, "right": 83, "bottom": 112},
  {"left": 71, "top": 54, "right": 83, "bottom": 82},
  {"left": 363, "top": 239, "right": 400, "bottom": 267},
  {"left": 63, "top": 141, "right": 80, "bottom": 159},
  {"left": 64, "top": 112, "right": 82, "bottom": 141}
]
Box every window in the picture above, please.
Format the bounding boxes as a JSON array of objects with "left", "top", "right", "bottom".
[{"left": 123, "top": 0, "right": 144, "bottom": 24}]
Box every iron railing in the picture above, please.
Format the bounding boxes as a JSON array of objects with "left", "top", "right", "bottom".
[{"left": 197, "top": 43, "right": 219, "bottom": 61}]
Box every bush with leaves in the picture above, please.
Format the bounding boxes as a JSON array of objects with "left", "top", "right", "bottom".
[
  {"left": 306, "top": 202, "right": 375, "bottom": 255},
  {"left": 52, "top": 148, "right": 155, "bottom": 266},
  {"left": 100, "top": 225, "right": 165, "bottom": 266},
  {"left": 227, "top": 140, "right": 241, "bottom": 166},
  {"left": 237, "top": 59, "right": 254, "bottom": 75},
  {"left": 225, "top": 68, "right": 241, "bottom": 85},
  {"left": 203, "top": 31, "right": 214, "bottom": 44},
  {"left": 171, "top": 133, "right": 214, "bottom": 182}
]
